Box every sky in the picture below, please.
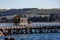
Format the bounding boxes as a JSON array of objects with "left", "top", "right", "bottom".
[{"left": 0, "top": 0, "right": 60, "bottom": 9}]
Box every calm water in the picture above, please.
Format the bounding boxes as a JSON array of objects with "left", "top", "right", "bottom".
[{"left": 0, "top": 33, "right": 60, "bottom": 40}]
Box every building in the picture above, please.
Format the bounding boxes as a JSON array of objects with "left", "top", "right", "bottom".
[{"left": 20, "top": 17, "right": 28, "bottom": 26}]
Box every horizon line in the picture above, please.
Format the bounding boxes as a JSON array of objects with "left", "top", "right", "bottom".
[{"left": 0, "top": 8, "right": 60, "bottom": 10}]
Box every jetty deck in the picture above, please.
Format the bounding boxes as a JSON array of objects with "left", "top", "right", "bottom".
[{"left": 0, "top": 22, "right": 60, "bottom": 36}]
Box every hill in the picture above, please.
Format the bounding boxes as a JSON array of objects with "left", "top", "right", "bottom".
[{"left": 0, "top": 8, "right": 60, "bottom": 17}]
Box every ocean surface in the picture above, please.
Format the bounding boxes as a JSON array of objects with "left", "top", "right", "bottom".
[{"left": 0, "top": 33, "right": 60, "bottom": 40}]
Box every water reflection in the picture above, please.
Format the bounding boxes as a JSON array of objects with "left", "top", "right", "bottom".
[{"left": 2, "top": 33, "right": 60, "bottom": 40}]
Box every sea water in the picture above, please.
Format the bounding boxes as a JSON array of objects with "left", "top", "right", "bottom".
[{"left": 0, "top": 33, "right": 60, "bottom": 40}]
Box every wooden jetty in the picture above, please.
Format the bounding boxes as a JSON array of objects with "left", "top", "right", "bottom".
[{"left": 0, "top": 25, "right": 60, "bottom": 36}]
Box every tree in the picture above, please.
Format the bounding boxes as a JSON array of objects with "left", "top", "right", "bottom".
[
  {"left": 14, "top": 15, "right": 20, "bottom": 25},
  {"left": 1, "top": 17, "right": 8, "bottom": 23},
  {"left": 24, "top": 15, "right": 26, "bottom": 17}
]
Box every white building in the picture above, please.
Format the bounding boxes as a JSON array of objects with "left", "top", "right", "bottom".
[{"left": 20, "top": 17, "right": 28, "bottom": 26}]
